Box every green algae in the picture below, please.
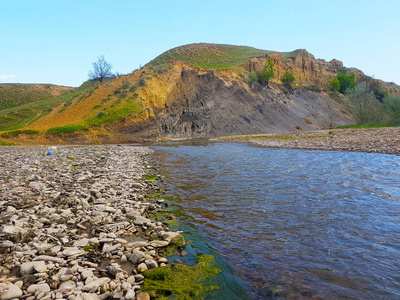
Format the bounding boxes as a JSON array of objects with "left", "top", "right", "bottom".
[{"left": 142, "top": 254, "right": 221, "bottom": 299}]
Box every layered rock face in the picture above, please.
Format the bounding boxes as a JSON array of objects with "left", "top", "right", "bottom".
[
  {"left": 114, "top": 57, "right": 354, "bottom": 139},
  {"left": 244, "top": 50, "right": 344, "bottom": 86}
]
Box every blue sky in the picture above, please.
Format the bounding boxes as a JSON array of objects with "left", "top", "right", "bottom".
[{"left": 1, "top": 0, "right": 399, "bottom": 87}]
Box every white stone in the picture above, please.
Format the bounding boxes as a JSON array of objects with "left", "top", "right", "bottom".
[
  {"left": 145, "top": 259, "right": 158, "bottom": 269},
  {"left": 63, "top": 247, "right": 85, "bottom": 257},
  {"left": 125, "top": 289, "right": 135, "bottom": 300},
  {"left": 73, "top": 238, "right": 90, "bottom": 247},
  {"left": 0, "top": 284, "right": 23, "bottom": 300},
  {"left": 80, "top": 270, "right": 94, "bottom": 280},
  {"left": 137, "top": 263, "right": 148, "bottom": 273},
  {"left": 27, "top": 283, "right": 50, "bottom": 295},
  {"left": 20, "top": 262, "right": 36, "bottom": 275},
  {"left": 33, "top": 261, "right": 47, "bottom": 273},
  {"left": 82, "top": 277, "right": 110, "bottom": 292},
  {"left": 58, "top": 280, "right": 76, "bottom": 290}
]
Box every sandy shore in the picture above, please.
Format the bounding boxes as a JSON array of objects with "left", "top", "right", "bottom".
[{"left": 224, "top": 127, "right": 400, "bottom": 156}]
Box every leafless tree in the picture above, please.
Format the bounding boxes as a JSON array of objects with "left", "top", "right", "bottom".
[{"left": 88, "top": 56, "right": 113, "bottom": 82}]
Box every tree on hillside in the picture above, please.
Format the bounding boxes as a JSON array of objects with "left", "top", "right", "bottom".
[
  {"left": 88, "top": 56, "right": 113, "bottom": 82},
  {"left": 384, "top": 95, "right": 400, "bottom": 122},
  {"left": 346, "top": 82, "right": 384, "bottom": 123},
  {"left": 281, "top": 72, "right": 295, "bottom": 88},
  {"left": 259, "top": 58, "right": 274, "bottom": 85},
  {"left": 330, "top": 68, "right": 356, "bottom": 93}
]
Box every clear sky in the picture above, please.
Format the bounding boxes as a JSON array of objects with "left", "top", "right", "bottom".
[{"left": 1, "top": 0, "right": 399, "bottom": 87}]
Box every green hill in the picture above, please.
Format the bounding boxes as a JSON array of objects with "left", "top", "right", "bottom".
[
  {"left": 0, "top": 83, "right": 72, "bottom": 110},
  {"left": 0, "top": 81, "right": 102, "bottom": 131},
  {"left": 146, "top": 43, "right": 303, "bottom": 70}
]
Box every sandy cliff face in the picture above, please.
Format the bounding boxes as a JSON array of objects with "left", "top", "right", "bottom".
[
  {"left": 110, "top": 59, "right": 354, "bottom": 139},
  {"left": 244, "top": 50, "right": 344, "bottom": 86}
]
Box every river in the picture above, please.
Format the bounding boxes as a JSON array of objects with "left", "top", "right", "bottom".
[{"left": 153, "top": 142, "right": 400, "bottom": 299}]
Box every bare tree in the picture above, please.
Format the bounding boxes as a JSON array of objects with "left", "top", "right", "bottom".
[{"left": 88, "top": 56, "right": 113, "bottom": 82}]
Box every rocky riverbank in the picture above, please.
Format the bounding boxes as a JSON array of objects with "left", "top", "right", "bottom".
[
  {"left": 221, "top": 127, "right": 400, "bottom": 156},
  {"left": 0, "top": 145, "right": 184, "bottom": 300}
]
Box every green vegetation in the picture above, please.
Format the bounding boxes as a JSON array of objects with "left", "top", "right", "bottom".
[
  {"left": 85, "top": 97, "right": 143, "bottom": 126},
  {"left": 0, "top": 84, "right": 70, "bottom": 110},
  {"left": 0, "top": 140, "right": 14, "bottom": 146},
  {"left": 47, "top": 124, "right": 89, "bottom": 134},
  {"left": 258, "top": 58, "right": 274, "bottom": 85},
  {"left": 142, "top": 255, "right": 221, "bottom": 300},
  {"left": 0, "top": 80, "right": 104, "bottom": 131},
  {"left": 281, "top": 72, "right": 296, "bottom": 88},
  {"left": 146, "top": 43, "right": 302, "bottom": 70},
  {"left": 383, "top": 94, "right": 400, "bottom": 122},
  {"left": 330, "top": 68, "right": 356, "bottom": 93},
  {"left": 335, "top": 122, "right": 398, "bottom": 129},
  {"left": 1, "top": 129, "right": 39, "bottom": 138}
]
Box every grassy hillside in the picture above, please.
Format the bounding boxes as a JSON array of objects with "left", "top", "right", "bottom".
[
  {"left": 146, "top": 43, "right": 302, "bottom": 70},
  {"left": 0, "top": 80, "right": 103, "bottom": 131},
  {"left": 0, "top": 83, "right": 72, "bottom": 110}
]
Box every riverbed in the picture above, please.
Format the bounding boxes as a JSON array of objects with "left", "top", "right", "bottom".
[{"left": 154, "top": 142, "right": 400, "bottom": 299}]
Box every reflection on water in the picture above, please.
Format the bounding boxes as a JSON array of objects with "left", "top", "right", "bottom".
[{"left": 153, "top": 143, "right": 400, "bottom": 299}]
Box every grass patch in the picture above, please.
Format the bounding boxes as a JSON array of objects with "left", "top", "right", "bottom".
[
  {"left": 0, "top": 140, "right": 15, "bottom": 146},
  {"left": 335, "top": 122, "right": 400, "bottom": 129},
  {"left": 85, "top": 97, "right": 143, "bottom": 126},
  {"left": 146, "top": 43, "right": 302, "bottom": 70},
  {"left": 0, "top": 80, "right": 105, "bottom": 131},
  {"left": 46, "top": 124, "right": 89, "bottom": 133},
  {"left": 0, "top": 83, "right": 71, "bottom": 110},
  {"left": 1, "top": 129, "right": 39, "bottom": 138},
  {"left": 142, "top": 255, "right": 221, "bottom": 299}
]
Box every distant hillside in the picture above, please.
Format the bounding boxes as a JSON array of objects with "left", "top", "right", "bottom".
[
  {"left": 1, "top": 43, "right": 399, "bottom": 145},
  {"left": 0, "top": 81, "right": 101, "bottom": 131},
  {"left": 0, "top": 83, "right": 72, "bottom": 110},
  {"left": 146, "top": 43, "right": 303, "bottom": 70}
]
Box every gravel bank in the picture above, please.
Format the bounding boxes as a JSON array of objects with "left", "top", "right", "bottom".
[
  {"left": 244, "top": 127, "right": 400, "bottom": 156},
  {"left": 0, "top": 145, "right": 184, "bottom": 300}
]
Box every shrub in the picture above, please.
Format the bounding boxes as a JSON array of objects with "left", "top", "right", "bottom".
[
  {"left": 249, "top": 72, "right": 258, "bottom": 85},
  {"left": 281, "top": 72, "right": 295, "bottom": 88}
]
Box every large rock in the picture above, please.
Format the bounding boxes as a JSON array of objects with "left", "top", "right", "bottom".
[
  {"left": 160, "top": 231, "right": 185, "bottom": 245},
  {"left": 0, "top": 284, "right": 23, "bottom": 300},
  {"left": 20, "top": 262, "right": 36, "bottom": 275},
  {"left": 27, "top": 283, "right": 50, "bottom": 295},
  {"left": 129, "top": 250, "right": 146, "bottom": 264}
]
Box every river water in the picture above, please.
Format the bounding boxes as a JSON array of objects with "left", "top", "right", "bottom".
[{"left": 153, "top": 142, "right": 400, "bottom": 299}]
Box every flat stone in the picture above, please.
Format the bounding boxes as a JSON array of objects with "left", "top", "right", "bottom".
[
  {"left": 27, "top": 283, "right": 50, "bottom": 295},
  {"left": 0, "top": 283, "right": 23, "bottom": 300},
  {"left": 33, "top": 261, "right": 47, "bottom": 273},
  {"left": 62, "top": 247, "right": 85, "bottom": 257},
  {"left": 58, "top": 280, "right": 76, "bottom": 290},
  {"left": 150, "top": 240, "right": 169, "bottom": 248},
  {"left": 73, "top": 238, "right": 90, "bottom": 247},
  {"left": 2, "top": 225, "right": 28, "bottom": 237},
  {"left": 33, "top": 255, "right": 64, "bottom": 263},
  {"left": 82, "top": 277, "right": 110, "bottom": 292},
  {"left": 81, "top": 269, "right": 94, "bottom": 280},
  {"left": 82, "top": 293, "right": 98, "bottom": 300},
  {"left": 20, "top": 262, "right": 36, "bottom": 275},
  {"left": 133, "top": 216, "right": 151, "bottom": 225}
]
